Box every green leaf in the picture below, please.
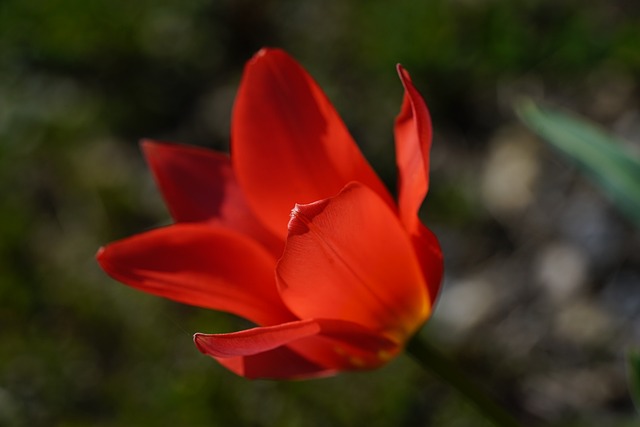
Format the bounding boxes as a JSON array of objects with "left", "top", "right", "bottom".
[
  {"left": 516, "top": 100, "right": 640, "bottom": 227},
  {"left": 628, "top": 349, "right": 640, "bottom": 414}
]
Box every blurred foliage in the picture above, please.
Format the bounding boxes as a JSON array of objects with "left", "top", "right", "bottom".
[
  {"left": 1, "top": 0, "right": 640, "bottom": 426},
  {"left": 517, "top": 101, "right": 640, "bottom": 227},
  {"left": 629, "top": 349, "right": 640, "bottom": 414}
]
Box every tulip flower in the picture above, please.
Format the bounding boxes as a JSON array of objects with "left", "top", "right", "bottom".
[{"left": 97, "top": 48, "right": 443, "bottom": 379}]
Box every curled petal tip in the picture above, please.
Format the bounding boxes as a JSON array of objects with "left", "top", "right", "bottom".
[
  {"left": 251, "top": 47, "right": 284, "bottom": 63},
  {"left": 95, "top": 245, "right": 115, "bottom": 279},
  {"left": 290, "top": 203, "right": 302, "bottom": 215},
  {"left": 254, "top": 48, "right": 269, "bottom": 59},
  {"left": 396, "top": 64, "right": 411, "bottom": 83},
  {"left": 95, "top": 246, "right": 106, "bottom": 260},
  {"left": 193, "top": 333, "right": 207, "bottom": 354},
  {"left": 287, "top": 198, "right": 331, "bottom": 236},
  {"left": 139, "top": 138, "right": 160, "bottom": 152}
]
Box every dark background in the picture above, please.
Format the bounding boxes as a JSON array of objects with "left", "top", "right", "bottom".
[{"left": 1, "top": 0, "right": 639, "bottom": 425}]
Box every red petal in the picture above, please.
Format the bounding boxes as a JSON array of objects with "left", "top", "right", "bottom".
[
  {"left": 412, "top": 223, "right": 444, "bottom": 303},
  {"left": 394, "top": 65, "right": 433, "bottom": 234},
  {"left": 194, "top": 319, "right": 321, "bottom": 358},
  {"left": 394, "top": 68, "right": 444, "bottom": 303},
  {"left": 231, "top": 48, "right": 393, "bottom": 239},
  {"left": 209, "top": 345, "right": 332, "bottom": 380},
  {"left": 96, "top": 223, "right": 294, "bottom": 326},
  {"left": 194, "top": 321, "right": 331, "bottom": 379},
  {"left": 194, "top": 318, "right": 398, "bottom": 379},
  {"left": 141, "top": 140, "right": 282, "bottom": 255},
  {"left": 276, "top": 182, "right": 429, "bottom": 341}
]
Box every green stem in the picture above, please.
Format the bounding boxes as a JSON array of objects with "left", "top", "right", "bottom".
[{"left": 406, "top": 335, "right": 521, "bottom": 427}]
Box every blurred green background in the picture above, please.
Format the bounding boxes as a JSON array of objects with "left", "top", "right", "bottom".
[{"left": 1, "top": 0, "right": 640, "bottom": 425}]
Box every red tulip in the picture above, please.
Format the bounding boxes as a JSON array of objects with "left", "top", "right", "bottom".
[{"left": 97, "top": 48, "right": 443, "bottom": 379}]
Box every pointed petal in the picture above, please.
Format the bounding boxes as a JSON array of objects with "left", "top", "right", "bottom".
[
  {"left": 96, "top": 223, "right": 294, "bottom": 326},
  {"left": 194, "top": 319, "right": 321, "bottom": 358},
  {"left": 276, "top": 182, "right": 429, "bottom": 341},
  {"left": 394, "top": 68, "right": 444, "bottom": 303},
  {"left": 141, "top": 140, "right": 234, "bottom": 223},
  {"left": 232, "top": 48, "right": 393, "bottom": 238},
  {"left": 194, "top": 318, "right": 398, "bottom": 379},
  {"left": 394, "top": 65, "right": 433, "bottom": 234},
  {"left": 141, "top": 140, "right": 282, "bottom": 255}
]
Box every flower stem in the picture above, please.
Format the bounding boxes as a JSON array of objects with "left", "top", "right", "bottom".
[{"left": 406, "top": 334, "right": 521, "bottom": 427}]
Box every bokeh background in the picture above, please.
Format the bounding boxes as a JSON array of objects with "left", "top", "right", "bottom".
[{"left": 2, "top": 0, "right": 640, "bottom": 425}]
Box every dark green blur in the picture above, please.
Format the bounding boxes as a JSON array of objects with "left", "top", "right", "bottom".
[{"left": 1, "top": 0, "right": 639, "bottom": 425}]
